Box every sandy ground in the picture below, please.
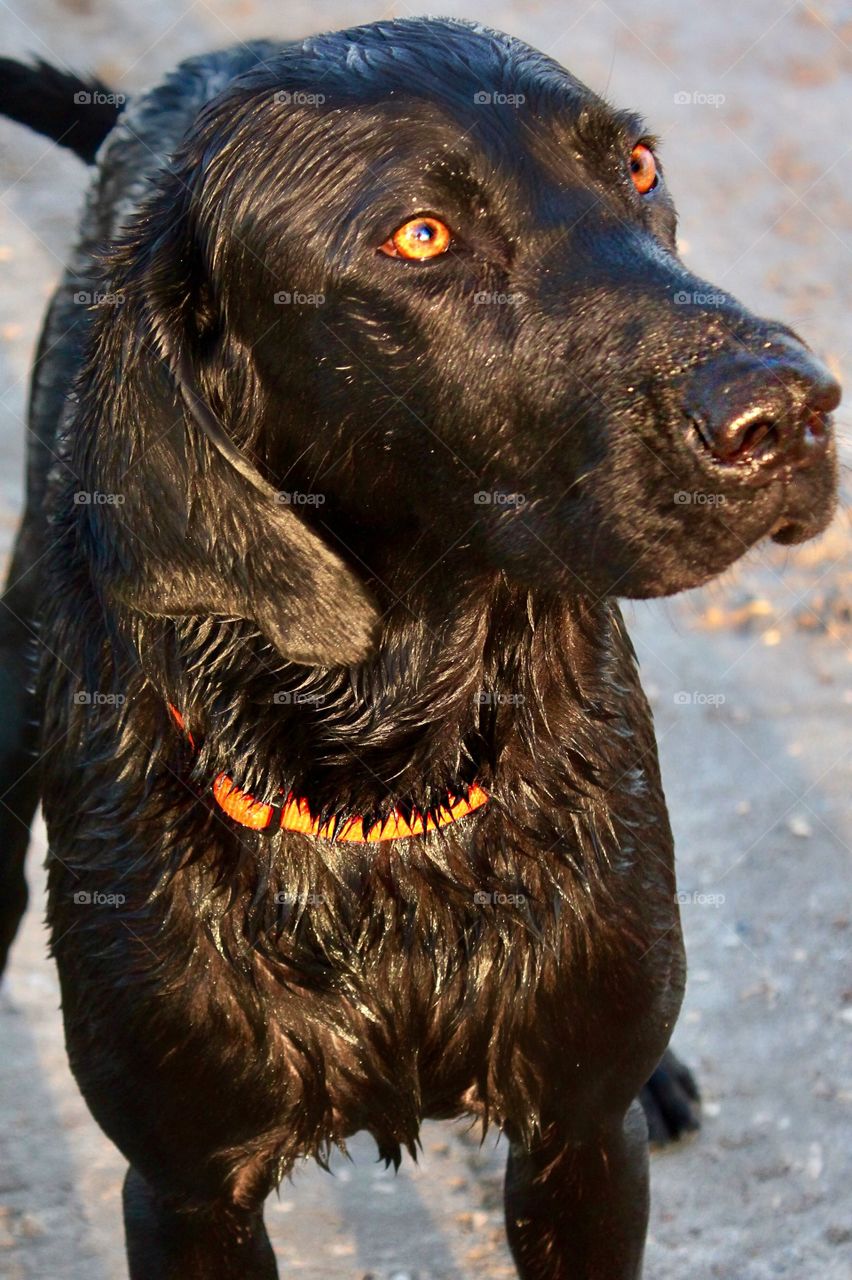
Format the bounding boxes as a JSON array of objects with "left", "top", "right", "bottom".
[{"left": 0, "top": 1, "right": 851, "bottom": 1276}]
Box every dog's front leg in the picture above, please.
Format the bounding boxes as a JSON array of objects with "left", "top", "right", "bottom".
[
  {"left": 0, "top": 516, "right": 44, "bottom": 975},
  {"left": 503, "top": 1100, "right": 649, "bottom": 1279},
  {"left": 123, "top": 1167, "right": 279, "bottom": 1280}
]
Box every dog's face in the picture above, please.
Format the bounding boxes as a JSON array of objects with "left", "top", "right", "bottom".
[
  {"left": 82, "top": 19, "right": 841, "bottom": 664},
  {"left": 188, "top": 20, "right": 838, "bottom": 597}
]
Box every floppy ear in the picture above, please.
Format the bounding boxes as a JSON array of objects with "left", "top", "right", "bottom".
[{"left": 71, "top": 165, "right": 378, "bottom": 668}]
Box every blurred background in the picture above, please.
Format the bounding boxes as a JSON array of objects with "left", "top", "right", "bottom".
[{"left": 0, "top": 2, "right": 850, "bottom": 1277}]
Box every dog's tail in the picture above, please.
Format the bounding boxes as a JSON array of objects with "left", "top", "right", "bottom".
[{"left": 0, "top": 58, "right": 122, "bottom": 163}]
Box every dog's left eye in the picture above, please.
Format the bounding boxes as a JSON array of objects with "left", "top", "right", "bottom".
[
  {"left": 629, "top": 144, "right": 658, "bottom": 195},
  {"left": 379, "top": 215, "right": 453, "bottom": 260}
]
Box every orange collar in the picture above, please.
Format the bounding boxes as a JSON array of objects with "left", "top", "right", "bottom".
[{"left": 168, "top": 705, "right": 488, "bottom": 843}]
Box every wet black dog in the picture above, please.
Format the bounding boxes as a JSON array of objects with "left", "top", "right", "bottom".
[{"left": 0, "top": 19, "right": 839, "bottom": 1279}]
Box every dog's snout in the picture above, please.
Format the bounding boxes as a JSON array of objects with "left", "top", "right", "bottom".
[{"left": 683, "top": 342, "right": 840, "bottom": 480}]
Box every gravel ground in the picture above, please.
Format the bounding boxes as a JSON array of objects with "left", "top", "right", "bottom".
[{"left": 0, "top": 2, "right": 850, "bottom": 1277}]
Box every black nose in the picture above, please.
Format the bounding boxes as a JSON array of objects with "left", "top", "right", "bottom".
[{"left": 684, "top": 338, "right": 840, "bottom": 480}]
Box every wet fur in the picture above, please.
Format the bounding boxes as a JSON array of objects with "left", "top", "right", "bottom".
[{"left": 0, "top": 17, "right": 837, "bottom": 1278}]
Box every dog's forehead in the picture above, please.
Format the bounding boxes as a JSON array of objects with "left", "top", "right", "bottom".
[
  {"left": 191, "top": 20, "right": 655, "bottom": 246},
  {"left": 237, "top": 18, "right": 627, "bottom": 142},
  {"left": 223, "top": 19, "right": 644, "bottom": 196},
  {"left": 299, "top": 17, "right": 579, "bottom": 98}
]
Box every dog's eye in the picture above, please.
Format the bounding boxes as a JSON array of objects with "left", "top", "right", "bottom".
[
  {"left": 379, "top": 215, "right": 453, "bottom": 260},
  {"left": 629, "top": 144, "right": 658, "bottom": 195}
]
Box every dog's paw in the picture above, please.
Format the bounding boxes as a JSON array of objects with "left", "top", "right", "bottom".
[{"left": 639, "top": 1048, "right": 701, "bottom": 1148}]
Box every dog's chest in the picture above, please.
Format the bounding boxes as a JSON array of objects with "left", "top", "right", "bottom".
[{"left": 147, "top": 793, "right": 675, "bottom": 1160}]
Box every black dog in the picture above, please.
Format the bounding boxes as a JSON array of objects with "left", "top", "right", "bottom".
[{"left": 0, "top": 19, "right": 839, "bottom": 1278}]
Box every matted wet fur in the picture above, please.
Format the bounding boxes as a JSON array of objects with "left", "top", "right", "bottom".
[{"left": 0, "top": 17, "right": 838, "bottom": 1278}]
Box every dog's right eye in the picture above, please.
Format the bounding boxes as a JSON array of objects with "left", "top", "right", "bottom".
[{"left": 379, "top": 215, "right": 453, "bottom": 260}]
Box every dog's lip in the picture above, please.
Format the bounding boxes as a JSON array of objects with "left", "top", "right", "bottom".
[
  {"left": 766, "top": 444, "right": 837, "bottom": 544},
  {"left": 768, "top": 510, "right": 830, "bottom": 544},
  {"left": 769, "top": 516, "right": 807, "bottom": 544},
  {"left": 660, "top": 407, "right": 836, "bottom": 549}
]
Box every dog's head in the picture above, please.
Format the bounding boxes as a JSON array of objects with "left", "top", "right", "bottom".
[{"left": 77, "top": 18, "right": 840, "bottom": 664}]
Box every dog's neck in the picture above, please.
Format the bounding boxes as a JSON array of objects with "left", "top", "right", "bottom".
[{"left": 151, "top": 579, "right": 630, "bottom": 823}]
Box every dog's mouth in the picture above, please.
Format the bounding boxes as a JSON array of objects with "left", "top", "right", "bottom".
[
  {"left": 769, "top": 516, "right": 813, "bottom": 545},
  {"left": 755, "top": 435, "right": 838, "bottom": 547},
  {"left": 766, "top": 461, "right": 838, "bottom": 545},
  {"left": 687, "top": 427, "right": 838, "bottom": 548}
]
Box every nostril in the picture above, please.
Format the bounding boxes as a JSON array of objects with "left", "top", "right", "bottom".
[
  {"left": 691, "top": 405, "right": 782, "bottom": 467},
  {"left": 734, "top": 417, "right": 778, "bottom": 463}
]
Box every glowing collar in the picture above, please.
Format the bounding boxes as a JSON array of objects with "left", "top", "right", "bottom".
[{"left": 169, "top": 705, "right": 488, "bottom": 842}]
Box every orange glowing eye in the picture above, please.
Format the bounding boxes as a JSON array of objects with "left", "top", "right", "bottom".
[
  {"left": 629, "top": 144, "right": 658, "bottom": 195},
  {"left": 380, "top": 215, "right": 453, "bottom": 260}
]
